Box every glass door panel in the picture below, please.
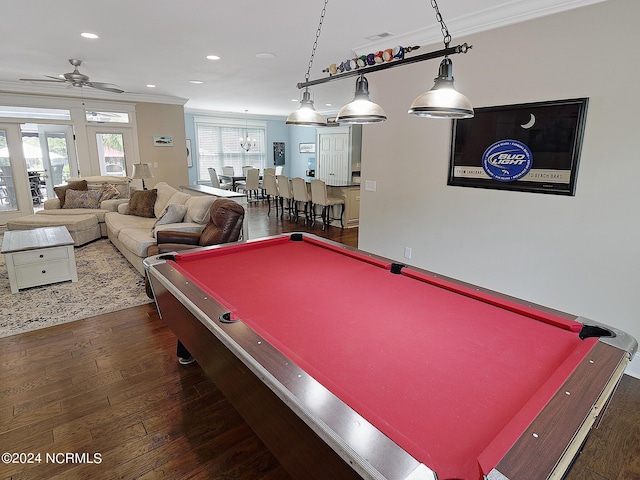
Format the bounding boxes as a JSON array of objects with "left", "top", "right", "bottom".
[
  {"left": 0, "top": 130, "right": 17, "bottom": 210},
  {"left": 0, "top": 123, "right": 33, "bottom": 223},
  {"left": 96, "top": 132, "right": 126, "bottom": 177},
  {"left": 86, "top": 126, "right": 135, "bottom": 179},
  {"left": 35, "top": 124, "right": 78, "bottom": 200}
]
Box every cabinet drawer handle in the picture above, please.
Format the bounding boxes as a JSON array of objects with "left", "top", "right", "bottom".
[
  {"left": 42, "top": 270, "right": 46, "bottom": 274},
  {"left": 39, "top": 254, "right": 44, "bottom": 258}
]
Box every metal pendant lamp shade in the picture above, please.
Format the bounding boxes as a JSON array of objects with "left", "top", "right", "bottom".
[
  {"left": 336, "top": 75, "right": 387, "bottom": 124},
  {"left": 408, "top": 58, "right": 474, "bottom": 119},
  {"left": 286, "top": 89, "right": 327, "bottom": 126}
]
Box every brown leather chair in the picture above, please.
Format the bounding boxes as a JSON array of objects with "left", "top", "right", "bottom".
[
  {"left": 146, "top": 198, "right": 244, "bottom": 257},
  {"left": 145, "top": 198, "right": 244, "bottom": 297}
]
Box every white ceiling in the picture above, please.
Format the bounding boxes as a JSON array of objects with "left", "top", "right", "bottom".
[{"left": 0, "top": 0, "right": 603, "bottom": 117}]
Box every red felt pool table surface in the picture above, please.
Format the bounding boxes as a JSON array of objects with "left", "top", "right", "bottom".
[{"left": 165, "top": 234, "right": 615, "bottom": 479}]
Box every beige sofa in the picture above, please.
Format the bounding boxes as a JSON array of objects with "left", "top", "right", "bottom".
[
  {"left": 105, "top": 182, "right": 216, "bottom": 275},
  {"left": 7, "top": 176, "right": 130, "bottom": 246},
  {"left": 39, "top": 176, "right": 131, "bottom": 237}
]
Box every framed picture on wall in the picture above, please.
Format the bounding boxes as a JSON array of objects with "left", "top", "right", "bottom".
[
  {"left": 448, "top": 98, "right": 589, "bottom": 196},
  {"left": 299, "top": 142, "right": 316, "bottom": 153}
]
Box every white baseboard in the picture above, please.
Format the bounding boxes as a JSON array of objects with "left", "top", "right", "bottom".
[{"left": 624, "top": 352, "right": 640, "bottom": 379}]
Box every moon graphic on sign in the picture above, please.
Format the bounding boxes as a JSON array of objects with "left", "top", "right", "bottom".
[{"left": 520, "top": 113, "right": 536, "bottom": 129}]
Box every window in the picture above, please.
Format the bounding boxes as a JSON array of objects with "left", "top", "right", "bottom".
[
  {"left": 85, "top": 111, "right": 130, "bottom": 123},
  {"left": 195, "top": 117, "right": 266, "bottom": 181},
  {"left": 0, "top": 106, "right": 71, "bottom": 121}
]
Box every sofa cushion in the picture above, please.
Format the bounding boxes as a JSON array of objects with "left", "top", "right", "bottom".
[
  {"left": 117, "top": 228, "right": 157, "bottom": 258},
  {"left": 153, "top": 183, "right": 190, "bottom": 218},
  {"left": 105, "top": 210, "right": 156, "bottom": 237},
  {"left": 152, "top": 204, "right": 188, "bottom": 238},
  {"left": 184, "top": 195, "right": 216, "bottom": 224},
  {"left": 38, "top": 207, "right": 109, "bottom": 223},
  {"left": 128, "top": 189, "right": 157, "bottom": 217},
  {"left": 68, "top": 176, "right": 130, "bottom": 199},
  {"left": 54, "top": 180, "right": 88, "bottom": 207},
  {"left": 63, "top": 189, "right": 103, "bottom": 209}
]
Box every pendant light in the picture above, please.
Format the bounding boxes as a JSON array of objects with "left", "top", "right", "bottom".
[
  {"left": 286, "top": 0, "right": 328, "bottom": 127},
  {"left": 286, "top": 88, "right": 326, "bottom": 126},
  {"left": 335, "top": 75, "right": 387, "bottom": 124},
  {"left": 408, "top": 0, "right": 473, "bottom": 119},
  {"left": 408, "top": 57, "right": 474, "bottom": 118},
  {"left": 239, "top": 110, "right": 256, "bottom": 151},
  {"left": 292, "top": 0, "right": 473, "bottom": 122}
]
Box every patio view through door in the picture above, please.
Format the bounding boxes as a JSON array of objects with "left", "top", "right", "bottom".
[
  {"left": 87, "top": 126, "right": 134, "bottom": 178},
  {"left": 28, "top": 124, "right": 78, "bottom": 203},
  {"left": 0, "top": 123, "right": 34, "bottom": 224}
]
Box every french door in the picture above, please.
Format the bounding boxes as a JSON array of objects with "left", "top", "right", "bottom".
[
  {"left": 33, "top": 124, "right": 78, "bottom": 200},
  {"left": 0, "top": 123, "right": 34, "bottom": 224}
]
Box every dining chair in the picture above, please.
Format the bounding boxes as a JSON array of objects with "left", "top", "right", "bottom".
[
  {"left": 310, "top": 179, "right": 345, "bottom": 230},
  {"left": 208, "top": 167, "right": 231, "bottom": 190},
  {"left": 291, "top": 177, "right": 312, "bottom": 225},
  {"left": 238, "top": 168, "right": 260, "bottom": 199},
  {"left": 277, "top": 175, "right": 293, "bottom": 219}
]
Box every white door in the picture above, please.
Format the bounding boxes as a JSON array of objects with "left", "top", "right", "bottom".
[
  {"left": 316, "top": 127, "right": 350, "bottom": 183},
  {"left": 0, "top": 123, "right": 34, "bottom": 224},
  {"left": 36, "top": 124, "right": 79, "bottom": 199}
]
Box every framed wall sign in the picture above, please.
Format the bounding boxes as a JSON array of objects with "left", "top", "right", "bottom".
[
  {"left": 153, "top": 135, "right": 173, "bottom": 147},
  {"left": 299, "top": 142, "right": 316, "bottom": 153},
  {"left": 448, "top": 98, "right": 588, "bottom": 196}
]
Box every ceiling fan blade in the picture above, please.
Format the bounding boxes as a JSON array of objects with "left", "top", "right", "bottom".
[
  {"left": 86, "top": 82, "right": 124, "bottom": 93},
  {"left": 20, "top": 77, "right": 65, "bottom": 83}
]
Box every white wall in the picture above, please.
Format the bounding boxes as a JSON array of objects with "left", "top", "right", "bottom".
[{"left": 359, "top": 0, "right": 640, "bottom": 351}]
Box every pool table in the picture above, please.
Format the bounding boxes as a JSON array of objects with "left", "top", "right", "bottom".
[{"left": 144, "top": 233, "right": 637, "bottom": 480}]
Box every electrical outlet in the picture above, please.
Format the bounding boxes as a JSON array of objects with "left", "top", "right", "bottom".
[
  {"left": 404, "top": 247, "right": 412, "bottom": 259},
  {"left": 364, "top": 180, "right": 377, "bottom": 192}
]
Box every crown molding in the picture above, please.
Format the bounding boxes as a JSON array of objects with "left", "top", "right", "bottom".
[
  {"left": 353, "top": 0, "right": 607, "bottom": 55},
  {"left": 0, "top": 81, "right": 188, "bottom": 106}
]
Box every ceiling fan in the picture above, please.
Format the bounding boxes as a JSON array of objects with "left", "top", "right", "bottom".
[{"left": 20, "top": 59, "right": 124, "bottom": 93}]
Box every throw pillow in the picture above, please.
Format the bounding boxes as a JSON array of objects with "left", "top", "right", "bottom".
[
  {"left": 54, "top": 180, "right": 88, "bottom": 208},
  {"left": 62, "top": 189, "right": 103, "bottom": 209},
  {"left": 98, "top": 183, "right": 120, "bottom": 201},
  {"left": 151, "top": 204, "right": 188, "bottom": 238},
  {"left": 128, "top": 189, "right": 157, "bottom": 218},
  {"left": 184, "top": 195, "right": 215, "bottom": 224}
]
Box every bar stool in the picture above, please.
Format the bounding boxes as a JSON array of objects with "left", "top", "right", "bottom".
[
  {"left": 291, "top": 177, "right": 312, "bottom": 224},
  {"left": 277, "top": 175, "right": 294, "bottom": 219},
  {"left": 310, "top": 179, "right": 345, "bottom": 230},
  {"left": 263, "top": 173, "right": 280, "bottom": 216}
]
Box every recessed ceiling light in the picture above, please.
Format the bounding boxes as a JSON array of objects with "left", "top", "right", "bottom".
[
  {"left": 325, "top": 103, "right": 332, "bottom": 107},
  {"left": 206, "top": 55, "right": 221, "bottom": 60},
  {"left": 81, "top": 32, "right": 99, "bottom": 39},
  {"left": 255, "top": 52, "right": 276, "bottom": 59},
  {"left": 189, "top": 80, "right": 204, "bottom": 84},
  {"left": 146, "top": 84, "right": 156, "bottom": 88}
]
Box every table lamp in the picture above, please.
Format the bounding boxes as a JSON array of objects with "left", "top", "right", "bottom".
[{"left": 131, "top": 163, "right": 153, "bottom": 190}]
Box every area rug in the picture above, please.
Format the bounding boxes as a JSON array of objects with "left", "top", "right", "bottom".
[{"left": 0, "top": 232, "right": 153, "bottom": 338}]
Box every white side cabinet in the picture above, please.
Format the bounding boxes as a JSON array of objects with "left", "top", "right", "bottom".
[{"left": 1, "top": 227, "right": 78, "bottom": 293}]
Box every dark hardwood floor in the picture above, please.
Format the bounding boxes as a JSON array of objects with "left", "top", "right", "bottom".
[{"left": 1, "top": 202, "right": 638, "bottom": 480}]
